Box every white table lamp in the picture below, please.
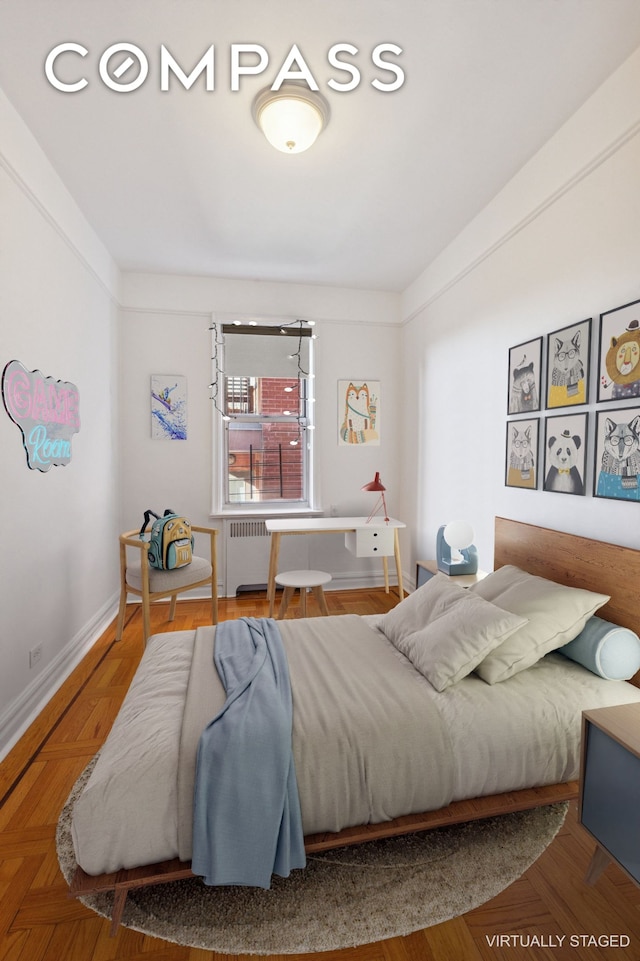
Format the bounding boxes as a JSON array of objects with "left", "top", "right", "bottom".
[{"left": 436, "top": 520, "right": 478, "bottom": 575}]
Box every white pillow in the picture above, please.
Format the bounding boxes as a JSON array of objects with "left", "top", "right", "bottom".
[
  {"left": 382, "top": 574, "right": 469, "bottom": 645},
  {"left": 470, "top": 565, "right": 609, "bottom": 683},
  {"left": 383, "top": 575, "right": 527, "bottom": 691}
]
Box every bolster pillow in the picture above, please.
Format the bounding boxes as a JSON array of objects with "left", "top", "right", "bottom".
[{"left": 559, "top": 615, "right": 640, "bottom": 680}]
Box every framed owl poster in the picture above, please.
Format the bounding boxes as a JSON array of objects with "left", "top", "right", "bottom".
[
  {"left": 593, "top": 407, "right": 640, "bottom": 502},
  {"left": 338, "top": 380, "right": 380, "bottom": 446},
  {"left": 505, "top": 418, "right": 539, "bottom": 490},
  {"left": 545, "top": 318, "right": 591, "bottom": 409},
  {"left": 507, "top": 337, "right": 542, "bottom": 414}
]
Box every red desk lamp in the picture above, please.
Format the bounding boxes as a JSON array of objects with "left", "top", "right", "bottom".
[{"left": 362, "top": 471, "right": 389, "bottom": 524}]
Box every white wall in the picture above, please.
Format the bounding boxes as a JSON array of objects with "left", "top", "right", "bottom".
[
  {"left": 119, "top": 274, "right": 403, "bottom": 591},
  {"left": 399, "top": 46, "right": 640, "bottom": 577},
  {"left": 0, "top": 87, "right": 120, "bottom": 758}
]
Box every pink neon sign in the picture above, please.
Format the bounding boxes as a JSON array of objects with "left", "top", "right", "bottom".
[{"left": 2, "top": 360, "right": 80, "bottom": 471}]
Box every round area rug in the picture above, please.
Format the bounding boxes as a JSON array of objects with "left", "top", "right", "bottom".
[{"left": 57, "top": 762, "right": 567, "bottom": 955}]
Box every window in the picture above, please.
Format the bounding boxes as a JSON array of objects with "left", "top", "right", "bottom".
[
  {"left": 225, "top": 377, "right": 255, "bottom": 414},
  {"left": 211, "top": 321, "right": 315, "bottom": 509}
]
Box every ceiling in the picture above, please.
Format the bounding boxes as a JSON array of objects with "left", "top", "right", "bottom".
[{"left": 3, "top": 1, "right": 640, "bottom": 293}]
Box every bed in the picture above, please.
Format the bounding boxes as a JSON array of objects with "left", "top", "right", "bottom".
[{"left": 68, "top": 517, "right": 640, "bottom": 932}]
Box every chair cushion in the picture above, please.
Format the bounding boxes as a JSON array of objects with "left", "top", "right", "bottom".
[{"left": 126, "top": 554, "right": 212, "bottom": 594}]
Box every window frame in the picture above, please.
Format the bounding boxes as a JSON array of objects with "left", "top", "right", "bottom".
[{"left": 211, "top": 318, "right": 317, "bottom": 515}]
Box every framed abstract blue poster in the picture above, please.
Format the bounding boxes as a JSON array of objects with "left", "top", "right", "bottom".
[{"left": 151, "top": 374, "right": 187, "bottom": 440}]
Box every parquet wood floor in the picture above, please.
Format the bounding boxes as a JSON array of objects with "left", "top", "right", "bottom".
[{"left": 1, "top": 589, "right": 638, "bottom": 960}]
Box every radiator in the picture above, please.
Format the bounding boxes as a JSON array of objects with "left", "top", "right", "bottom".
[
  {"left": 222, "top": 518, "right": 310, "bottom": 596},
  {"left": 228, "top": 519, "right": 269, "bottom": 540}
]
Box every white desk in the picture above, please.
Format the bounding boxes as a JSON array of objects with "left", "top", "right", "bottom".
[{"left": 265, "top": 516, "right": 405, "bottom": 616}]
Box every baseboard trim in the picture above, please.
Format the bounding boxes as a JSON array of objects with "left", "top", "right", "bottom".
[
  {"left": 0, "top": 592, "right": 119, "bottom": 762},
  {"left": 303, "top": 570, "right": 410, "bottom": 596}
]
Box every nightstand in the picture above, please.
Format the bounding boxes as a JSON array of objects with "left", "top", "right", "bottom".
[
  {"left": 416, "top": 560, "right": 488, "bottom": 590},
  {"left": 580, "top": 702, "right": 640, "bottom": 888}
]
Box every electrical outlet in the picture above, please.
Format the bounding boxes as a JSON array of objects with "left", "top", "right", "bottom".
[{"left": 29, "top": 645, "right": 43, "bottom": 669}]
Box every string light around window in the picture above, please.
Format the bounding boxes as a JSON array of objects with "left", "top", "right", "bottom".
[{"left": 208, "top": 319, "right": 316, "bottom": 446}]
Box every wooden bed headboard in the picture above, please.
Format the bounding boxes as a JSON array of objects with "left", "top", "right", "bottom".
[{"left": 494, "top": 517, "right": 640, "bottom": 686}]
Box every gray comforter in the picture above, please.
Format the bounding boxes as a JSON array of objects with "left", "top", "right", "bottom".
[
  {"left": 71, "top": 613, "right": 640, "bottom": 876},
  {"left": 179, "top": 616, "right": 453, "bottom": 861}
]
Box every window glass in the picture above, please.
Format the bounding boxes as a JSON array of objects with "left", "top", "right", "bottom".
[{"left": 213, "top": 322, "right": 314, "bottom": 508}]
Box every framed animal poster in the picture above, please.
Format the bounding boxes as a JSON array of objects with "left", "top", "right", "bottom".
[
  {"left": 151, "top": 374, "right": 187, "bottom": 440},
  {"left": 505, "top": 418, "right": 539, "bottom": 489},
  {"left": 593, "top": 407, "right": 640, "bottom": 501},
  {"left": 338, "top": 380, "right": 380, "bottom": 445},
  {"left": 597, "top": 297, "right": 640, "bottom": 403},
  {"left": 545, "top": 318, "right": 591, "bottom": 409},
  {"left": 543, "top": 412, "right": 588, "bottom": 496},
  {"left": 507, "top": 337, "right": 542, "bottom": 414}
]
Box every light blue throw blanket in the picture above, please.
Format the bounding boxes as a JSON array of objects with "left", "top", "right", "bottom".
[{"left": 191, "top": 617, "right": 306, "bottom": 887}]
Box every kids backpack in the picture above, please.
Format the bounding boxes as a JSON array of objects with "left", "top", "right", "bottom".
[{"left": 140, "top": 508, "right": 193, "bottom": 570}]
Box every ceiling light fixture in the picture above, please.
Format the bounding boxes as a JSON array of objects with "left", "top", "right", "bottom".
[{"left": 252, "top": 82, "right": 330, "bottom": 154}]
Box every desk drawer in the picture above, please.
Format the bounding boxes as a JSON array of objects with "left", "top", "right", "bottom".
[{"left": 345, "top": 527, "right": 395, "bottom": 557}]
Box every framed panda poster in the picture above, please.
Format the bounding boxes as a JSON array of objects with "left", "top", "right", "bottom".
[
  {"left": 597, "top": 297, "right": 640, "bottom": 403},
  {"left": 545, "top": 318, "right": 591, "bottom": 409},
  {"left": 507, "top": 337, "right": 542, "bottom": 414},
  {"left": 593, "top": 407, "right": 640, "bottom": 502},
  {"left": 543, "top": 412, "right": 588, "bottom": 496}
]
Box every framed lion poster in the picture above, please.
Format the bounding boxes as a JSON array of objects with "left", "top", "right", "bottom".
[{"left": 597, "top": 297, "right": 640, "bottom": 403}]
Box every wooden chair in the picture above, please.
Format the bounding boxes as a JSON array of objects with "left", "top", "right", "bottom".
[{"left": 115, "top": 525, "right": 218, "bottom": 645}]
